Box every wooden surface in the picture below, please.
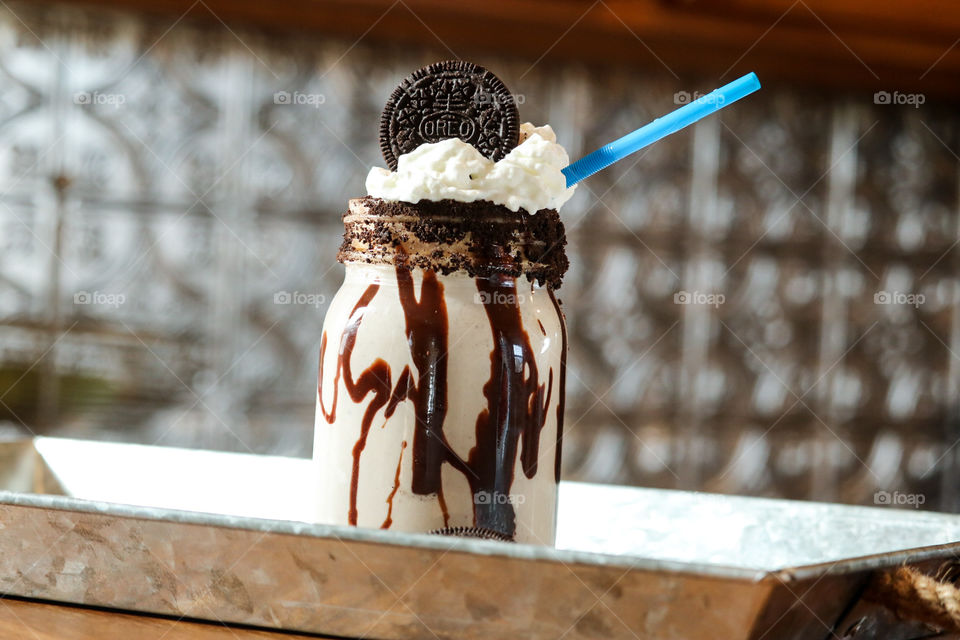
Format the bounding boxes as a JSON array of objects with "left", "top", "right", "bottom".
[
  {"left": 54, "top": 0, "right": 960, "bottom": 100},
  {"left": 0, "top": 598, "right": 329, "bottom": 639}
]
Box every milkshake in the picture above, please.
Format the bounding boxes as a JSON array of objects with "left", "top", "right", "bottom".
[
  {"left": 314, "top": 63, "right": 576, "bottom": 544},
  {"left": 312, "top": 63, "right": 764, "bottom": 544}
]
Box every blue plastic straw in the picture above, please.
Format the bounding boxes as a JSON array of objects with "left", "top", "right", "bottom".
[{"left": 562, "top": 72, "right": 761, "bottom": 187}]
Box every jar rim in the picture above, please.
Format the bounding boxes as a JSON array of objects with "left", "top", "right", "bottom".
[{"left": 338, "top": 196, "right": 569, "bottom": 290}]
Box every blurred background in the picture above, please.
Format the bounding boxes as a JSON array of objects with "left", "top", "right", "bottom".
[{"left": 0, "top": 0, "right": 958, "bottom": 510}]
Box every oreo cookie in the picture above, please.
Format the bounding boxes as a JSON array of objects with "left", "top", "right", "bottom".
[{"left": 379, "top": 60, "right": 520, "bottom": 170}]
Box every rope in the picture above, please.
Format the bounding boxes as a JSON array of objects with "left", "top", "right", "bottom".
[{"left": 866, "top": 563, "right": 960, "bottom": 632}]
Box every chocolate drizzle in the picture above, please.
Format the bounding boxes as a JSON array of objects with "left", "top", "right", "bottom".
[
  {"left": 549, "top": 290, "right": 567, "bottom": 484},
  {"left": 467, "top": 274, "right": 553, "bottom": 536},
  {"left": 381, "top": 440, "right": 407, "bottom": 529},
  {"left": 318, "top": 270, "right": 456, "bottom": 527},
  {"left": 391, "top": 262, "right": 464, "bottom": 529},
  {"left": 395, "top": 266, "right": 454, "bottom": 493},
  {"left": 318, "top": 284, "right": 394, "bottom": 525}
]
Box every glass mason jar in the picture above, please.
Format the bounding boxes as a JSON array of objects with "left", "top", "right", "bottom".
[{"left": 313, "top": 196, "right": 568, "bottom": 544}]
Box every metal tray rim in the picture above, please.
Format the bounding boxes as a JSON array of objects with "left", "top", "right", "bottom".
[{"left": 0, "top": 489, "right": 774, "bottom": 583}]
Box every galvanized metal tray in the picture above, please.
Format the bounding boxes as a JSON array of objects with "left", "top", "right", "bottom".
[{"left": 0, "top": 437, "right": 958, "bottom": 639}]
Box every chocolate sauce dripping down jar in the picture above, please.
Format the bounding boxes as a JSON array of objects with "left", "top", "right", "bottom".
[{"left": 313, "top": 196, "right": 568, "bottom": 544}]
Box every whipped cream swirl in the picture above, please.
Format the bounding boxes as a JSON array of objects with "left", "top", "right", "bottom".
[{"left": 366, "top": 123, "right": 576, "bottom": 214}]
